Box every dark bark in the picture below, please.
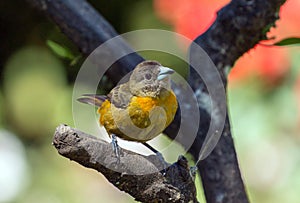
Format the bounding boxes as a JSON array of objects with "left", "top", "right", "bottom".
[
  {"left": 53, "top": 124, "right": 197, "bottom": 203},
  {"left": 189, "top": 1, "right": 285, "bottom": 202},
  {"left": 26, "top": 0, "right": 287, "bottom": 202}
]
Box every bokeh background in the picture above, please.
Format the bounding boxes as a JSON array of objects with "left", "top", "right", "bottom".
[{"left": 1, "top": 0, "right": 300, "bottom": 202}]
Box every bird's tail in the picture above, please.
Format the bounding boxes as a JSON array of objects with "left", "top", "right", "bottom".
[{"left": 77, "top": 94, "right": 108, "bottom": 107}]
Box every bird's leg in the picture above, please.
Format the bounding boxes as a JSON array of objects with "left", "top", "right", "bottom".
[
  {"left": 189, "top": 165, "right": 198, "bottom": 181},
  {"left": 142, "top": 142, "right": 167, "bottom": 175},
  {"left": 111, "top": 134, "right": 120, "bottom": 164}
]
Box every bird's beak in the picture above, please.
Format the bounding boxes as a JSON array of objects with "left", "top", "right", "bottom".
[{"left": 158, "top": 66, "right": 174, "bottom": 80}]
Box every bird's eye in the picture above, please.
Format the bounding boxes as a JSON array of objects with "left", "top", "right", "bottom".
[{"left": 145, "top": 73, "right": 152, "bottom": 80}]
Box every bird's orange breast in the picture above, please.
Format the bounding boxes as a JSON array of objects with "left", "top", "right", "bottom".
[{"left": 97, "top": 91, "right": 177, "bottom": 142}]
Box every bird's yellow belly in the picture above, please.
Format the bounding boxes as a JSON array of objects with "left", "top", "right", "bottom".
[{"left": 98, "top": 91, "right": 177, "bottom": 142}]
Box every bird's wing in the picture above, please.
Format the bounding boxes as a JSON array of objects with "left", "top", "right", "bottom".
[
  {"left": 77, "top": 94, "right": 108, "bottom": 107},
  {"left": 110, "top": 83, "right": 133, "bottom": 109}
]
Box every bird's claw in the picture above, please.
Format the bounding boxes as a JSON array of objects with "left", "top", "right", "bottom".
[
  {"left": 155, "top": 151, "right": 167, "bottom": 175},
  {"left": 111, "top": 134, "right": 120, "bottom": 164},
  {"left": 189, "top": 165, "right": 198, "bottom": 181}
]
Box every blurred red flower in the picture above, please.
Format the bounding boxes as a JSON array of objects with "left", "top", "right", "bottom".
[
  {"left": 154, "top": 0, "right": 300, "bottom": 86},
  {"left": 154, "top": 0, "right": 228, "bottom": 40}
]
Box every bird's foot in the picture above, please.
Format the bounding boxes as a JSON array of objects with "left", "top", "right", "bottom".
[
  {"left": 111, "top": 134, "right": 120, "bottom": 164},
  {"left": 189, "top": 165, "right": 198, "bottom": 181},
  {"left": 142, "top": 142, "right": 167, "bottom": 175},
  {"left": 156, "top": 151, "right": 168, "bottom": 176}
]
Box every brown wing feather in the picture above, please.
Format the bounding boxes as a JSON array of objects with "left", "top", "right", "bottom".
[
  {"left": 110, "top": 83, "right": 132, "bottom": 109},
  {"left": 77, "top": 94, "right": 108, "bottom": 107},
  {"left": 77, "top": 82, "right": 132, "bottom": 109}
]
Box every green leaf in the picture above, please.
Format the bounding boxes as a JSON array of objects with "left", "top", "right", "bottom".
[
  {"left": 46, "top": 40, "right": 75, "bottom": 60},
  {"left": 70, "top": 55, "right": 82, "bottom": 66},
  {"left": 273, "top": 37, "right": 300, "bottom": 46}
]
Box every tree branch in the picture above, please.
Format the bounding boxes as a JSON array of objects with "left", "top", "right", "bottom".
[
  {"left": 25, "top": 0, "right": 143, "bottom": 83},
  {"left": 53, "top": 124, "right": 197, "bottom": 203},
  {"left": 189, "top": 1, "right": 286, "bottom": 202},
  {"left": 26, "top": 0, "right": 287, "bottom": 202},
  {"left": 194, "top": 0, "right": 286, "bottom": 69}
]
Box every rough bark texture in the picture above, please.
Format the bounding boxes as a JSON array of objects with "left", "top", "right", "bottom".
[
  {"left": 53, "top": 124, "right": 197, "bottom": 203},
  {"left": 189, "top": 1, "right": 286, "bottom": 202},
  {"left": 26, "top": 0, "right": 287, "bottom": 202},
  {"left": 194, "top": 0, "right": 285, "bottom": 69}
]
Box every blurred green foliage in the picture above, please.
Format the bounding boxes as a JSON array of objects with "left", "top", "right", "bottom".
[
  {"left": 46, "top": 40, "right": 76, "bottom": 61},
  {"left": 4, "top": 46, "right": 68, "bottom": 140},
  {"left": 228, "top": 49, "right": 300, "bottom": 203},
  {"left": 124, "top": 0, "right": 171, "bottom": 31}
]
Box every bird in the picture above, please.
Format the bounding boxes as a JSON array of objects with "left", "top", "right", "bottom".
[{"left": 77, "top": 60, "right": 178, "bottom": 162}]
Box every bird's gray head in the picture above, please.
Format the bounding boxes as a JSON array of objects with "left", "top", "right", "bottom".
[{"left": 129, "top": 60, "right": 174, "bottom": 97}]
